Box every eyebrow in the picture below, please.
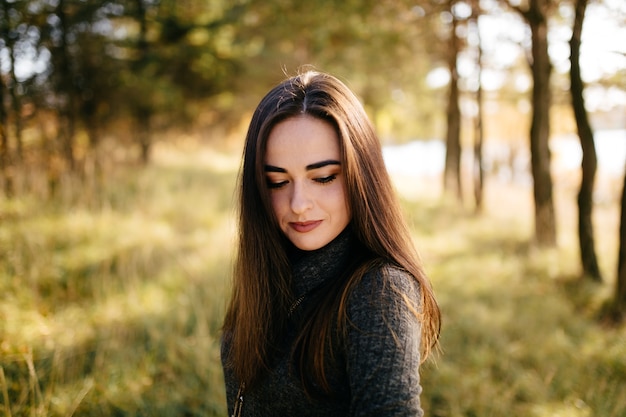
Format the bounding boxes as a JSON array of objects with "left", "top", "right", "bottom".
[{"left": 264, "top": 159, "right": 341, "bottom": 173}]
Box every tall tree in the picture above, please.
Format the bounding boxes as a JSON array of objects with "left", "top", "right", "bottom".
[
  {"left": 570, "top": 0, "right": 602, "bottom": 281},
  {"left": 443, "top": 0, "right": 463, "bottom": 202},
  {"left": 505, "top": 0, "right": 557, "bottom": 246},
  {"left": 0, "top": 2, "right": 14, "bottom": 197},
  {"left": 133, "top": 0, "right": 152, "bottom": 165},
  {"left": 55, "top": 0, "right": 78, "bottom": 172},
  {"left": 1, "top": 0, "right": 24, "bottom": 162},
  {"left": 0, "top": 56, "right": 14, "bottom": 198},
  {"left": 471, "top": 0, "right": 484, "bottom": 213},
  {"left": 617, "top": 166, "right": 626, "bottom": 320},
  {"left": 112, "top": 0, "right": 250, "bottom": 163}
]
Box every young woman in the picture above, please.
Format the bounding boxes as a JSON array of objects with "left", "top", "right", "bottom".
[{"left": 221, "top": 70, "right": 441, "bottom": 416}]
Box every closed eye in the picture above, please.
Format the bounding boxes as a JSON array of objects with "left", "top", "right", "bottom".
[
  {"left": 267, "top": 179, "right": 288, "bottom": 189},
  {"left": 315, "top": 174, "right": 337, "bottom": 184}
]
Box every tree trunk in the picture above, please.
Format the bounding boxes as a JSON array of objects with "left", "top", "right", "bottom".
[
  {"left": 527, "top": 0, "right": 557, "bottom": 246},
  {"left": 0, "top": 79, "right": 14, "bottom": 199},
  {"left": 443, "top": 0, "right": 462, "bottom": 202},
  {"left": 616, "top": 167, "right": 626, "bottom": 318},
  {"left": 57, "top": 0, "right": 76, "bottom": 172},
  {"left": 0, "top": 4, "right": 14, "bottom": 197},
  {"left": 471, "top": 0, "right": 484, "bottom": 213},
  {"left": 570, "top": 0, "right": 602, "bottom": 281},
  {"left": 135, "top": 0, "right": 152, "bottom": 165},
  {"left": 84, "top": 102, "right": 103, "bottom": 187},
  {"left": 0, "top": 127, "right": 13, "bottom": 199},
  {"left": 137, "top": 109, "right": 151, "bottom": 165},
  {"left": 2, "top": 0, "right": 23, "bottom": 162}
]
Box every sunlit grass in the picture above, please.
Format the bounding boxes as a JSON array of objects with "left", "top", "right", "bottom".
[
  {"left": 407, "top": 177, "right": 625, "bottom": 417},
  {"left": 1, "top": 142, "right": 624, "bottom": 416},
  {"left": 1, "top": 143, "right": 236, "bottom": 416}
]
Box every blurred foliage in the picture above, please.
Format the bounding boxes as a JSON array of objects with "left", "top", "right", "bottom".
[
  {"left": 0, "top": 0, "right": 623, "bottom": 186},
  {"left": 0, "top": 0, "right": 454, "bottom": 180}
]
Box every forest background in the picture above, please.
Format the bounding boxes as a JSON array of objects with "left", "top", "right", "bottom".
[{"left": 1, "top": 0, "right": 625, "bottom": 416}]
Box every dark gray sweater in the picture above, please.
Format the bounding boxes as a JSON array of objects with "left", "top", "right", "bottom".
[{"left": 221, "top": 230, "right": 424, "bottom": 416}]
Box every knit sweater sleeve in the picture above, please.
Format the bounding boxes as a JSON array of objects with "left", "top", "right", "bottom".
[{"left": 345, "top": 265, "right": 423, "bottom": 417}]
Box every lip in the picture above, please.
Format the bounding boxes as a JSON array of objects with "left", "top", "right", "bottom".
[{"left": 289, "top": 220, "right": 322, "bottom": 233}]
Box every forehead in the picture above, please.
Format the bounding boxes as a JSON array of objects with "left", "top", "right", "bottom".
[{"left": 265, "top": 116, "right": 340, "bottom": 165}]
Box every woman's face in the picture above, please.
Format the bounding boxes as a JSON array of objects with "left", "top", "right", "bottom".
[{"left": 264, "top": 116, "right": 351, "bottom": 251}]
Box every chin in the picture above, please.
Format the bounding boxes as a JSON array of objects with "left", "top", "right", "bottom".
[{"left": 291, "top": 238, "right": 327, "bottom": 251}]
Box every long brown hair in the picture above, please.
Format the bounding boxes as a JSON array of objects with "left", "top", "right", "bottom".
[{"left": 222, "top": 70, "right": 440, "bottom": 390}]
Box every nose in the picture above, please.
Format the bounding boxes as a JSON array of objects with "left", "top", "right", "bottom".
[{"left": 290, "top": 181, "right": 313, "bottom": 214}]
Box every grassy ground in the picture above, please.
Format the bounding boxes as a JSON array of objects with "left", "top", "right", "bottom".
[
  {"left": 407, "top": 181, "right": 625, "bottom": 417},
  {"left": 1, "top": 142, "right": 624, "bottom": 416}
]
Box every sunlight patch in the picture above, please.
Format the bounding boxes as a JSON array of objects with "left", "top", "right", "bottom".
[{"left": 531, "top": 398, "right": 591, "bottom": 417}]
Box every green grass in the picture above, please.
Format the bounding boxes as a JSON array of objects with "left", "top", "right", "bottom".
[
  {"left": 410, "top": 182, "right": 625, "bottom": 417},
  {"left": 0, "top": 144, "right": 237, "bottom": 416},
  {"left": 1, "top": 143, "right": 625, "bottom": 416}
]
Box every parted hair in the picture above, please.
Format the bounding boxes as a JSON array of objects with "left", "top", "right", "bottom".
[{"left": 222, "top": 70, "right": 440, "bottom": 390}]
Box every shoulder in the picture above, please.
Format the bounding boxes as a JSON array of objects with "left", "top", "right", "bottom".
[
  {"left": 346, "top": 262, "right": 422, "bottom": 324},
  {"left": 350, "top": 262, "right": 421, "bottom": 304}
]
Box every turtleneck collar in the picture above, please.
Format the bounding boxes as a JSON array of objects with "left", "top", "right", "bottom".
[{"left": 289, "top": 227, "right": 355, "bottom": 298}]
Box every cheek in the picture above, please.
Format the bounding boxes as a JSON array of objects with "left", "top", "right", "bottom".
[
  {"left": 340, "top": 198, "right": 351, "bottom": 221},
  {"left": 269, "top": 193, "right": 285, "bottom": 218},
  {"left": 340, "top": 186, "right": 352, "bottom": 221},
  {"left": 326, "top": 185, "right": 350, "bottom": 218}
]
